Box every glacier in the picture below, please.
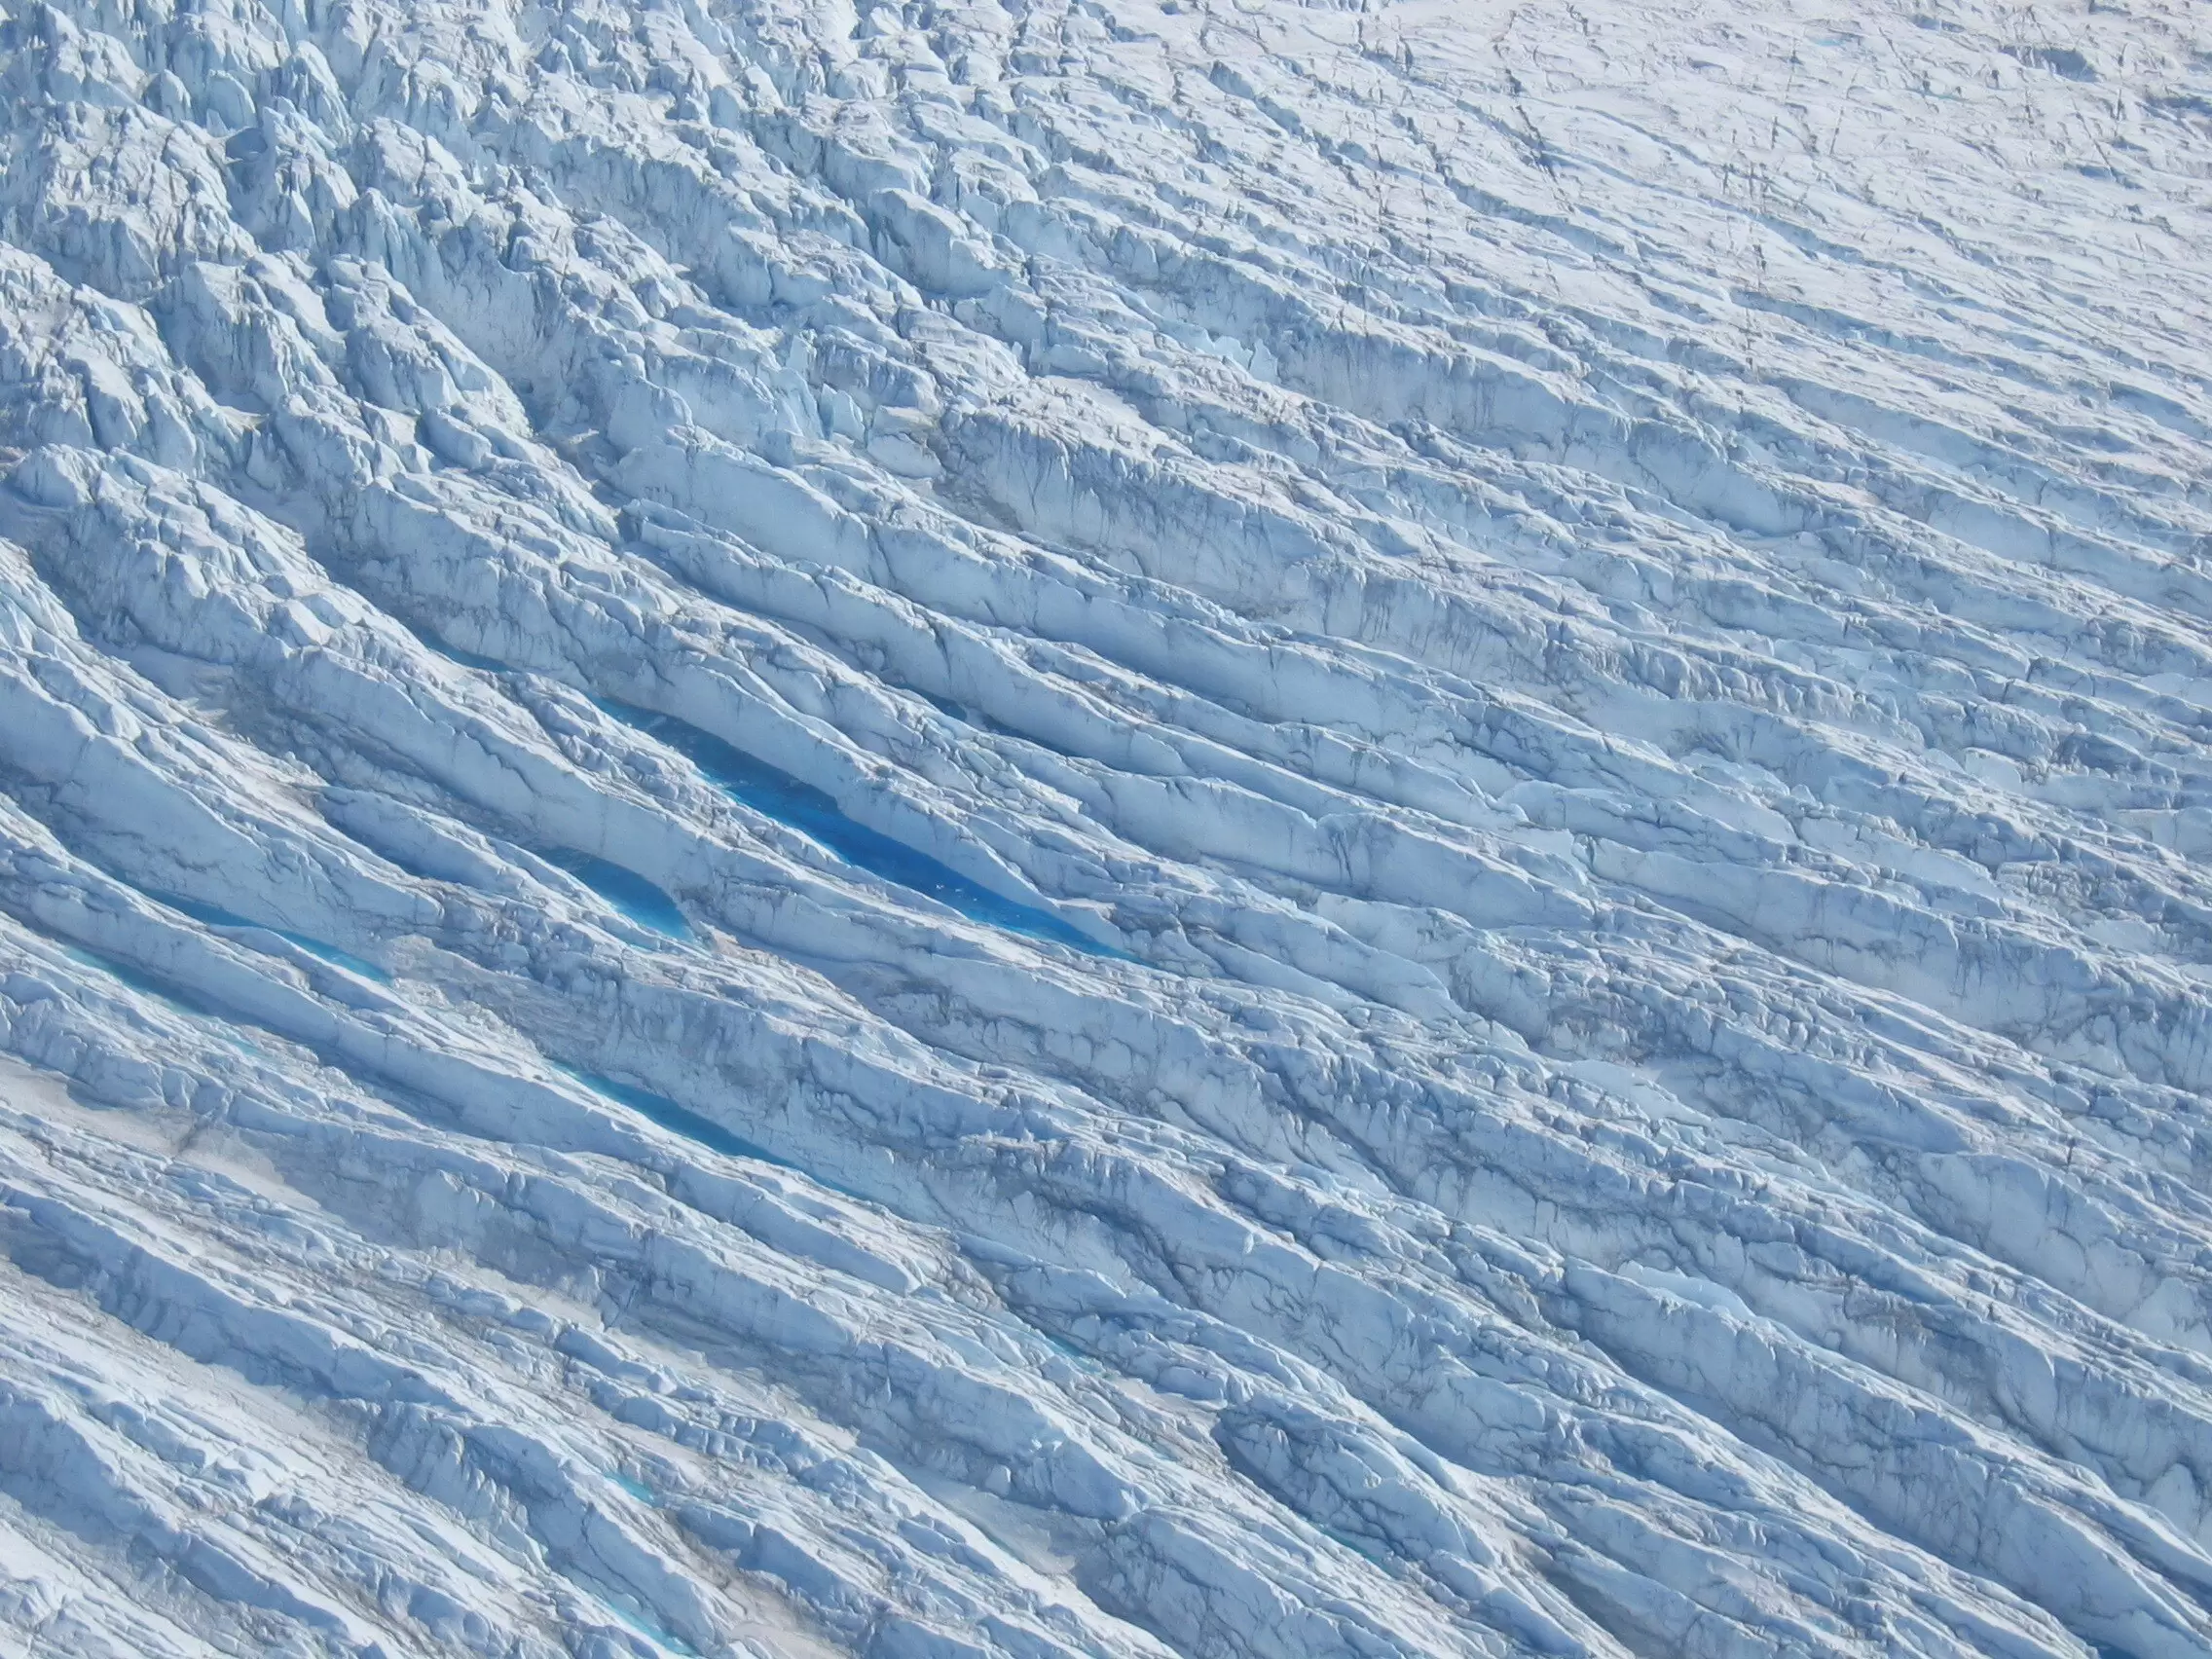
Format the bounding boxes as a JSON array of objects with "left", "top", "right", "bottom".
[{"left": 0, "top": 0, "right": 2210, "bottom": 1652}]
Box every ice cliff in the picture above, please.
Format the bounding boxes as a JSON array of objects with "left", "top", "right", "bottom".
[{"left": 0, "top": 0, "right": 2210, "bottom": 1652}]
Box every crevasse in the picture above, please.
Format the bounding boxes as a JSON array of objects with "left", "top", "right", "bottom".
[{"left": 0, "top": 0, "right": 2209, "bottom": 1655}]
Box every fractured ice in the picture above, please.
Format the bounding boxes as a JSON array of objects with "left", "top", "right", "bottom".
[{"left": 1, "top": 0, "right": 2211, "bottom": 1653}]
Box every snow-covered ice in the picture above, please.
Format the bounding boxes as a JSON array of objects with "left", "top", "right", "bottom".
[{"left": 0, "top": 0, "right": 2210, "bottom": 1651}]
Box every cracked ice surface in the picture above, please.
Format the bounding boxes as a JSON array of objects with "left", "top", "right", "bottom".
[{"left": 0, "top": 0, "right": 2209, "bottom": 1651}]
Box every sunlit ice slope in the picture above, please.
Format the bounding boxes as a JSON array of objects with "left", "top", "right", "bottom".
[{"left": 1, "top": 0, "right": 2211, "bottom": 1654}]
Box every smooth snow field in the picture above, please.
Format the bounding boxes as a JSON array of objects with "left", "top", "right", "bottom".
[{"left": 1, "top": 0, "right": 2210, "bottom": 1652}]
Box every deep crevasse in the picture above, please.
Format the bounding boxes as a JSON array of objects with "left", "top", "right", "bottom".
[{"left": 0, "top": 0, "right": 2210, "bottom": 1654}]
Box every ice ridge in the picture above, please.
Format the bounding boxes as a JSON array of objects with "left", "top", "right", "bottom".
[{"left": 0, "top": 0, "right": 2210, "bottom": 1655}]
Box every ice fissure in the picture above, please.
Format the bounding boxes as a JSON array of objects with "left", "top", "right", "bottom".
[{"left": 0, "top": 0, "right": 2210, "bottom": 1655}]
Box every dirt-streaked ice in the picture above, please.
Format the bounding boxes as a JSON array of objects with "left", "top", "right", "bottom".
[{"left": 0, "top": 0, "right": 2210, "bottom": 1652}]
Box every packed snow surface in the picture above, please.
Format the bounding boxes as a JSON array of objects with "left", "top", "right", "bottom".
[{"left": 1, "top": 0, "right": 2210, "bottom": 1652}]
